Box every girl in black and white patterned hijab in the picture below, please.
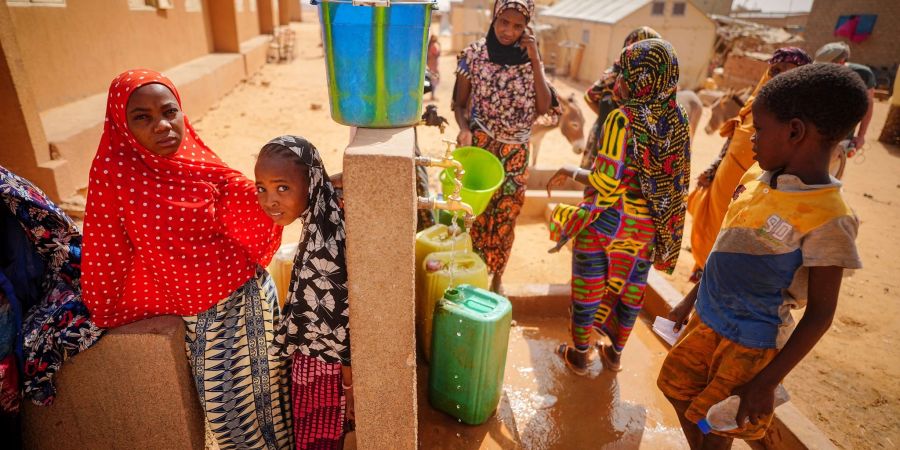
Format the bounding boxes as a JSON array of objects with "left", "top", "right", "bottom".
[{"left": 255, "top": 135, "right": 353, "bottom": 446}]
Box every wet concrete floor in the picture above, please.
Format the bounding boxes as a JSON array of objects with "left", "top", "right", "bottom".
[{"left": 417, "top": 317, "right": 690, "bottom": 449}]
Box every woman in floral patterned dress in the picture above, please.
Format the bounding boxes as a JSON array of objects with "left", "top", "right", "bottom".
[
  {"left": 1, "top": 166, "right": 104, "bottom": 445},
  {"left": 452, "top": 0, "right": 556, "bottom": 292}
]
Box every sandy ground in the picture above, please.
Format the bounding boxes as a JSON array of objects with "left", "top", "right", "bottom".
[{"left": 188, "top": 21, "right": 898, "bottom": 449}]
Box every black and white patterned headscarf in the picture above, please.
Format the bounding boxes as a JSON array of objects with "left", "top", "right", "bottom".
[{"left": 266, "top": 135, "right": 349, "bottom": 365}]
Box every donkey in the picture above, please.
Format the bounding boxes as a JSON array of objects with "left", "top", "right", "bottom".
[
  {"left": 704, "top": 87, "right": 752, "bottom": 135},
  {"left": 676, "top": 90, "right": 703, "bottom": 142},
  {"left": 530, "top": 93, "right": 586, "bottom": 167}
]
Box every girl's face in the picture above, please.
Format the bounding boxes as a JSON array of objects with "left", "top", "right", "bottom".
[
  {"left": 126, "top": 83, "right": 185, "bottom": 156},
  {"left": 492, "top": 9, "right": 527, "bottom": 46},
  {"left": 255, "top": 155, "right": 310, "bottom": 226}
]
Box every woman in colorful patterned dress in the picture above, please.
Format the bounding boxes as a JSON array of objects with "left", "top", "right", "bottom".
[
  {"left": 452, "top": 0, "right": 557, "bottom": 292},
  {"left": 547, "top": 39, "right": 691, "bottom": 374},
  {"left": 82, "top": 70, "right": 292, "bottom": 449},
  {"left": 1, "top": 166, "right": 104, "bottom": 445}
]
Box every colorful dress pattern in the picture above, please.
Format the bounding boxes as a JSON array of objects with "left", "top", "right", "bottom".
[
  {"left": 467, "top": 130, "right": 529, "bottom": 276},
  {"left": 0, "top": 166, "right": 104, "bottom": 409},
  {"left": 550, "top": 110, "right": 655, "bottom": 352},
  {"left": 550, "top": 39, "right": 689, "bottom": 353},
  {"left": 582, "top": 26, "right": 661, "bottom": 170},
  {"left": 456, "top": 38, "right": 538, "bottom": 145},
  {"left": 582, "top": 72, "right": 618, "bottom": 170},
  {"left": 185, "top": 269, "right": 293, "bottom": 450},
  {"left": 292, "top": 354, "right": 347, "bottom": 450},
  {"left": 455, "top": 26, "right": 559, "bottom": 276},
  {"left": 617, "top": 39, "right": 690, "bottom": 274}
]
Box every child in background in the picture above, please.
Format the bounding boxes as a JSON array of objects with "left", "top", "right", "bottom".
[
  {"left": 658, "top": 63, "right": 869, "bottom": 449},
  {"left": 255, "top": 135, "right": 353, "bottom": 450},
  {"left": 427, "top": 34, "right": 441, "bottom": 101}
]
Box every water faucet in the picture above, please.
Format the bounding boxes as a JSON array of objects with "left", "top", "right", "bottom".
[
  {"left": 414, "top": 139, "right": 463, "bottom": 172},
  {"left": 417, "top": 195, "right": 475, "bottom": 229},
  {"left": 415, "top": 139, "right": 476, "bottom": 229}
]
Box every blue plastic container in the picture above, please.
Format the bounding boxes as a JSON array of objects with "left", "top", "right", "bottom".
[{"left": 314, "top": 0, "right": 436, "bottom": 127}]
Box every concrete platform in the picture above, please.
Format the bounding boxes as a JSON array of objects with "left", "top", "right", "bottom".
[
  {"left": 240, "top": 35, "right": 271, "bottom": 78},
  {"left": 492, "top": 279, "right": 835, "bottom": 450},
  {"left": 22, "top": 316, "right": 204, "bottom": 450}
]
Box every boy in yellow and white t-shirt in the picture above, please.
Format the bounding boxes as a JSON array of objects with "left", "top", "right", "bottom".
[{"left": 657, "top": 63, "right": 869, "bottom": 448}]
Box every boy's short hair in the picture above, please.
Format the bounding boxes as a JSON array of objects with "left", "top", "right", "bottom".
[{"left": 755, "top": 63, "right": 868, "bottom": 144}]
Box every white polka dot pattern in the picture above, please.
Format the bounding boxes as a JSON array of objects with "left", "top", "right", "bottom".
[{"left": 81, "top": 69, "right": 283, "bottom": 328}]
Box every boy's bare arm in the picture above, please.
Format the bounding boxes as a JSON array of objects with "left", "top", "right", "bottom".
[
  {"left": 669, "top": 281, "right": 701, "bottom": 332},
  {"left": 733, "top": 265, "right": 843, "bottom": 426}
]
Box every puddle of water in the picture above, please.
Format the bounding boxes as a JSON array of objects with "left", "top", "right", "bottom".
[{"left": 418, "top": 316, "right": 690, "bottom": 449}]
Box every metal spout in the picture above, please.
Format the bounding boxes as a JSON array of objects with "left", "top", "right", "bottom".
[
  {"left": 415, "top": 139, "right": 473, "bottom": 228},
  {"left": 413, "top": 155, "right": 462, "bottom": 171},
  {"left": 417, "top": 196, "right": 475, "bottom": 229}
]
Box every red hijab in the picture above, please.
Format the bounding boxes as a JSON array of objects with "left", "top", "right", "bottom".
[{"left": 82, "top": 69, "right": 281, "bottom": 328}]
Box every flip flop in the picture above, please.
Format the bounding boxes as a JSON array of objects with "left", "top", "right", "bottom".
[
  {"left": 596, "top": 342, "right": 623, "bottom": 372},
  {"left": 556, "top": 343, "right": 589, "bottom": 376}
]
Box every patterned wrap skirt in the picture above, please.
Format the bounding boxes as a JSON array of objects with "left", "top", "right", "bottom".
[
  {"left": 468, "top": 129, "right": 530, "bottom": 277},
  {"left": 184, "top": 268, "right": 293, "bottom": 450},
  {"left": 292, "top": 353, "right": 348, "bottom": 450}
]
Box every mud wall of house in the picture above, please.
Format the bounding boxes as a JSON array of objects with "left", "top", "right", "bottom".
[
  {"left": 536, "top": 16, "right": 612, "bottom": 84},
  {"left": 236, "top": 0, "right": 261, "bottom": 44},
  {"left": 612, "top": 2, "right": 717, "bottom": 90},
  {"left": 7, "top": 0, "right": 212, "bottom": 112},
  {"left": 804, "top": 0, "right": 900, "bottom": 70},
  {"left": 538, "top": 2, "right": 716, "bottom": 90}
]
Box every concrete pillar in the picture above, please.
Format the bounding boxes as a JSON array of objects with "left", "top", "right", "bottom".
[
  {"left": 22, "top": 316, "right": 205, "bottom": 450},
  {"left": 207, "top": 0, "right": 240, "bottom": 53},
  {"left": 277, "top": 0, "right": 294, "bottom": 25},
  {"left": 344, "top": 127, "right": 418, "bottom": 449},
  {"left": 0, "top": 3, "right": 70, "bottom": 201},
  {"left": 258, "top": 0, "right": 277, "bottom": 34}
]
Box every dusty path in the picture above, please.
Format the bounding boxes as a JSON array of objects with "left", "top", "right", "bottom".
[{"left": 193, "top": 21, "right": 899, "bottom": 449}]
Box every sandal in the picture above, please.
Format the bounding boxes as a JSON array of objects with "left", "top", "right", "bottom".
[
  {"left": 596, "top": 342, "right": 622, "bottom": 372},
  {"left": 556, "top": 343, "right": 589, "bottom": 376}
]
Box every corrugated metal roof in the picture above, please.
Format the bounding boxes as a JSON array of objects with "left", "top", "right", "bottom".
[{"left": 540, "top": 0, "right": 652, "bottom": 24}]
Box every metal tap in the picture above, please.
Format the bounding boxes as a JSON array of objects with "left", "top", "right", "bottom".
[
  {"left": 415, "top": 139, "right": 476, "bottom": 229},
  {"left": 414, "top": 139, "right": 463, "bottom": 172},
  {"left": 417, "top": 195, "right": 475, "bottom": 229}
]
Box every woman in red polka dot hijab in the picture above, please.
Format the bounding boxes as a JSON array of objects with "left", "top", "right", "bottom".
[{"left": 81, "top": 69, "right": 291, "bottom": 448}]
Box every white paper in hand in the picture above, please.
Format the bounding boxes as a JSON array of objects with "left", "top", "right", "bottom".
[{"left": 652, "top": 316, "right": 684, "bottom": 346}]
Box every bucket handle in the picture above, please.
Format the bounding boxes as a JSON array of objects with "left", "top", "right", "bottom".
[{"left": 310, "top": 0, "right": 438, "bottom": 8}]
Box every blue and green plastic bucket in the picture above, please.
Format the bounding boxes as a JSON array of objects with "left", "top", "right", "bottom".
[{"left": 313, "top": 0, "right": 437, "bottom": 127}]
